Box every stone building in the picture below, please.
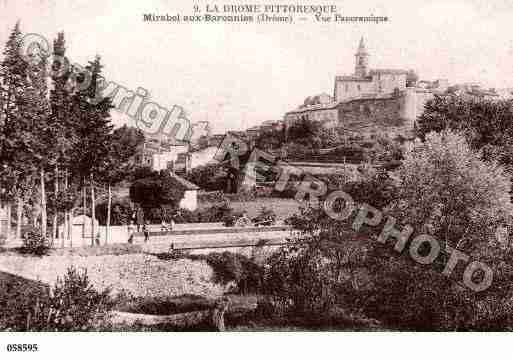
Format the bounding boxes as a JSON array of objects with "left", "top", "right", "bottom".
[
  {"left": 133, "top": 137, "right": 190, "bottom": 171},
  {"left": 334, "top": 38, "right": 408, "bottom": 103},
  {"left": 284, "top": 37, "right": 449, "bottom": 139}
]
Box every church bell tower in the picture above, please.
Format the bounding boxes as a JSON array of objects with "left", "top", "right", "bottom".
[{"left": 354, "top": 37, "right": 369, "bottom": 78}]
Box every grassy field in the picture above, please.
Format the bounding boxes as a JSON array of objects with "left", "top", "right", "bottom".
[{"left": 0, "top": 252, "right": 227, "bottom": 299}]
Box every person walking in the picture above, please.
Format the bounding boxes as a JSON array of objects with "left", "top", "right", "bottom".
[
  {"left": 142, "top": 221, "right": 150, "bottom": 242},
  {"left": 136, "top": 208, "right": 144, "bottom": 232},
  {"left": 127, "top": 220, "right": 136, "bottom": 244}
]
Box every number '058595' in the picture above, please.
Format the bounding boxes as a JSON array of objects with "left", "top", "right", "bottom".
[{"left": 6, "top": 344, "right": 38, "bottom": 352}]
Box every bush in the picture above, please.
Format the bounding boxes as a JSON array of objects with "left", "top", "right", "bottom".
[
  {"left": 45, "top": 267, "right": 112, "bottom": 331},
  {"left": 21, "top": 227, "right": 50, "bottom": 255},
  {"left": 129, "top": 171, "right": 185, "bottom": 212},
  {"left": 173, "top": 203, "right": 236, "bottom": 224},
  {"left": 188, "top": 252, "right": 265, "bottom": 294},
  {"left": 0, "top": 267, "right": 112, "bottom": 331},
  {"left": 185, "top": 163, "right": 227, "bottom": 191},
  {"left": 269, "top": 198, "right": 513, "bottom": 330},
  {"left": 198, "top": 191, "right": 227, "bottom": 203},
  {"left": 392, "top": 130, "right": 513, "bottom": 249}
]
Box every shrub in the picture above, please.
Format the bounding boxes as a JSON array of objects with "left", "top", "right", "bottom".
[
  {"left": 173, "top": 203, "right": 235, "bottom": 224},
  {"left": 391, "top": 130, "right": 513, "bottom": 250},
  {"left": 341, "top": 169, "right": 399, "bottom": 209},
  {"left": 129, "top": 171, "right": 185, "bottom": 212},
  {"left": 198, "top": 191, "right": 227, "bottom": 203},
  {"left": 0, "top": 272, "right": 49, "bottom": 331},
  {"left": 21, "top": 227, "right": 50, "bottom": 255},
  {"left": 188, "top": 252, "right": 265, "bottom": 294},
  {"left": 185, "top": 163, "right": 227, "bottom": 191},
  {"left": 0, "top": 267, "right": 112, "bottom": 331},
  {"left": 270, "top": 196, "right": 513, "bottom": 330},
  {"left": 44, "top": 267, "right": 112, "bottom": 331}
]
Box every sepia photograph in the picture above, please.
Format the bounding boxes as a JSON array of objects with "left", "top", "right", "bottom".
[{"left": 0, "top": 0, "right": 513, "bottom": 356}]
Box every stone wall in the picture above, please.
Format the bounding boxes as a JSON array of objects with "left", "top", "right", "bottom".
[
  {"left": 284, "top": 89, "right": 433, "bottom": 139},
  {"left": 334, "top": 78, "right": 375, "bottom": 102},
  {"left": 337, "top": 96, "right": 407, "bottom": 137},
  {"left": 284, "top": 105, "right": 338, "bottom": 128}
]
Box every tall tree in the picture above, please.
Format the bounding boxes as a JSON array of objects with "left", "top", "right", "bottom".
[
  {"left": 48, "top": 32, "right": 77, "bottom": 245},
  {"left": 22, "top": 45, "right": 52, "bottom": 238},
  {"left": 99, "top": 125, "right": 144, "bottom": 243},
  {"left": 70, "top": 56, "right": 113, "bottom": 245},
  {"left": 0, "top": 22, "right": 43, "bottom": 239},
  {"left": 417, "top": 95, "right": 513, "bottom": 168},
  {"left": 391, "top": 130, "right": 513, "bottom": 251}
]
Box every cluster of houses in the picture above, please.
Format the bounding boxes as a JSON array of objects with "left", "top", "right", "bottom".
[{"left": 283, "top": 38, "right": 511, "bottom": 139}]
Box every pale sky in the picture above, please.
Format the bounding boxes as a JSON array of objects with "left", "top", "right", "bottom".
[{"left": 1, "top": 0, "right": 513, "bottom": 133}]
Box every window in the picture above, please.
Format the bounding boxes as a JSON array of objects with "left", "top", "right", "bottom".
[
  {"left": 345, "top": 84, "right": 349, "bottom": 92},
  {"left": 357, "top": 84, "right": 361, "bottom": 91}
]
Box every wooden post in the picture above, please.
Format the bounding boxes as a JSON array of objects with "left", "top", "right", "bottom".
[
  {"left": 106, "top": 184, "right": 111, "bottom": 245},
  {"left": 6, "top": 202, "right": 11, "bottom": 242},
  {"left": 40, "top": 168, "right": 47, "bottom": 239},
  {"left": 16, "top": 197, "right": 22, "bottom": 240},
  {"left": 90, "top": 174, "right": 96, "bottom": 246},
  {"left": 52, "top": 166, "right": 59, "bottom": 246},
  {"left": 82, "top": 178, "right": 86, "bottom": 243}
]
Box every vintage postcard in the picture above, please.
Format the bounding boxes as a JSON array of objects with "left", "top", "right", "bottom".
[{"left": 0, "top": 0, "right": 512, "bottom": 356}]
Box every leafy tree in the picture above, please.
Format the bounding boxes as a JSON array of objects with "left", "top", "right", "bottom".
[
  {"left": 342, "top": 169, "right": 399, "bottom": 209},
  {"left": 69, "top": 56, "right": 113, "bottom": 245},
  {"left": 25, "top": 47, "right": 53, "bottom": 239},
  {"left": 254, "top": 127, "right": 285, "bottom": 150},
  {"left": 0, "top": 22, "right": 55, "bottom": 239},
  {"left": 417, "top": 95, "right": 513, "bottom": 168},
  {"left": 0, "top": 22, "right": 34, "bottom": 240},
  {"left": 364, "top": 135, "right": 403, "bottom": 164},
  {"left": 185, "top": 163, "right": 227, "bottom": 191},
  {"left": 391, "top": 130, "right": 513, "bottom": 251},
  {"left": 286, "top": 117, "right": 324, "bottom": 148},
  {"left": 129, "top": 170, "right": 186, "bottom": 218},
  {"left": 47, "top": 32, "right": 78, "bottom": 244},
  {"left": 270, "top": 200, "right": 513, "bottom": 330},
  {"left": 98, "top": 125, "right": 144, "bottom": 243}
]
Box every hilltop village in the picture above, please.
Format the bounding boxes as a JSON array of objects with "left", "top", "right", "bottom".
[{"left": 132, "top": 38, "right": 507, "bottom": 191}]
